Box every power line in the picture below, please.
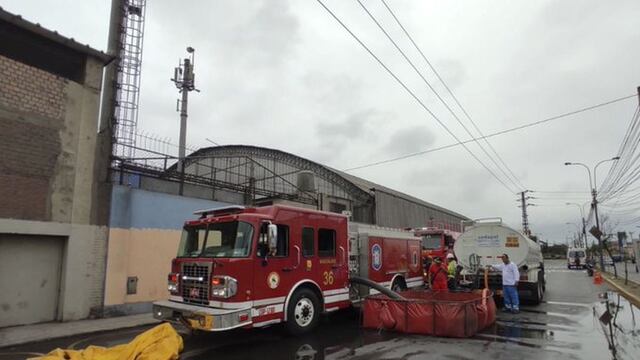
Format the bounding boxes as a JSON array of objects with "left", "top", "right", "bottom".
[
  {"left": 357, "top": 0, "right": 524, "bottom": 191},
  {"left": 600, "top": 108, "right": 640, "bottom": 196},
  {"left": 532, "top": 190, "right": 590, "bottom": 194},
  {"left": 599, "top": 105, "right": 640, "bottom": 198},
  {"left": 343, "top": 94, "right": 637, "bottom": 171},
  {"left": 379, "top": 0, "right": 525, "bottom": 190},
  {"left": 316, "top": 0, "right": 517, "bottom": 193}
]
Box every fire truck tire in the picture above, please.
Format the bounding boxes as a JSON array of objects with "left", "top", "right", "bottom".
[
  {"left": 286, "top": 288, "right": 320, "bottom": 335},
  {"left": 391, "top": 277, "right": 407, "bottom": 293}
]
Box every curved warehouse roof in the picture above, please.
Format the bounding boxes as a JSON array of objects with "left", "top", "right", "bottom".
[{"left": 176, "top": 145, "right": 467, "bottom": 222}]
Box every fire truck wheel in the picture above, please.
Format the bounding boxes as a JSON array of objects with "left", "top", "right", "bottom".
[
  {"left": 391, "top": 277, "right": 407, "bottom": 293},
  {"left": 286, "top": 288, "right": 320, "bottom": 335}
]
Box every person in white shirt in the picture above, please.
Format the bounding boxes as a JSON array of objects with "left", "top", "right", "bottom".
[{"left": 488, "top": 253, "right": 520, "bottom": 313}]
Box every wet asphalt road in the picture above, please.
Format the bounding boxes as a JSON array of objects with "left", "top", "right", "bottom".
[{"left": 1, "top": 260, "right": 639, "bottom": 360}]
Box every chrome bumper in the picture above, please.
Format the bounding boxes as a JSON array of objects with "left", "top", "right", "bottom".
[{"left": 153, "top": 300, "right": 252, "bottom": 331}]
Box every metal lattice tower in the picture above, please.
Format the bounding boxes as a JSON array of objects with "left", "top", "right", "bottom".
[{"left": 113, "top": 0, "right": 147, "bottom": 159}]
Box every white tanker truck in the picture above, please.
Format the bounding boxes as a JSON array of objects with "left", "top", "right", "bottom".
[{"left": 454, "top": 218, "right": 545, "bottom": 304}]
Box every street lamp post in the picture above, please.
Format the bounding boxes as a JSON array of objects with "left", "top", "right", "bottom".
[{"left": 565, "top": 157, "right": 620, "bottom": 270}]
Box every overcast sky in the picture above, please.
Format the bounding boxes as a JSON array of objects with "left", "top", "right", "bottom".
[{"left": 4, "top": 0, "right": 640, "bottom": 244}]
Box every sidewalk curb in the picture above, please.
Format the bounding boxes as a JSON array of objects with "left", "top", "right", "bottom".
[
  {"left": 601, "top": 273, "right": 640, "bottom": 308},
  {"left": 0, "top": 315, "right": 160, "bottom": 349}
]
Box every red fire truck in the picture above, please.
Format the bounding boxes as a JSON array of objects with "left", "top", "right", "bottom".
[
  {"left": 414, "top": 226, "right": 461, "bottom": 263},
  {"left": 153, "top": 205, "right": 423, "bottom": 334}
]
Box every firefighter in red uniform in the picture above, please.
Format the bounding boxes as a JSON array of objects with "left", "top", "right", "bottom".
[{"left": 428, "top": 257, "right": 448, "bottom": 291}]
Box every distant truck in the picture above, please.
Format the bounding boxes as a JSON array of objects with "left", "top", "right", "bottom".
[
  {"left": 153, "top": 205, "right": 423, "bottom": 335},
  {"left": 453, "top": 218, "right": 545, "bottom": 304},
  {"left": 567, "top": 248, "right": 587, "bottom": 269}
]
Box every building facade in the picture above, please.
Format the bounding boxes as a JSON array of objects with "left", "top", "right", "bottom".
[{"left": 0, "top": 9, "right": 112, "bottom": 327}]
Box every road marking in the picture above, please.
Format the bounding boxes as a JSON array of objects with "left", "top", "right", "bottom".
[{"left": 543, "top": 300, "right": 592, "bottom": 308}]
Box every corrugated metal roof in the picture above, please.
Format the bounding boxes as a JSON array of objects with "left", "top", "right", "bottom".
[
  {"left": 333, "top": 168, "right": 468, "bottom": 220},
  {"left": 0, "top": 7, "right": 112, "bottom": 63}
]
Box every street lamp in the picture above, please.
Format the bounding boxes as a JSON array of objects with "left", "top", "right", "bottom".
[
  {"left": 564, "top": 162, "right": 593, "bottom": 191},
  {"left": 564, "top": 156, "right": 620, "bottom": 270}
]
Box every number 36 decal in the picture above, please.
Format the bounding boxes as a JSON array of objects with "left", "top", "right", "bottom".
[{"left": 322, "top": 271, "right": 334, "bottom": 285}]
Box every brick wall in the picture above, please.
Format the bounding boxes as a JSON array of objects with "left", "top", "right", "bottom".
[
  {"left": 0, "top": 55, "right": 65, "bottom": 221},
  {"left": 0, "top": 55, "right": 65, "bottom": 120}
]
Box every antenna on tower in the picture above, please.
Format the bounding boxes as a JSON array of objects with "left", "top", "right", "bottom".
[{"left": 171, "top": 47, "right": 200, "bottom": 195}]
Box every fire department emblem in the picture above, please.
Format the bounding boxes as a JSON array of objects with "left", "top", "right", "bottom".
[
  {"left": 267, "top": 272, "right": 280, "bottom": 289},
  {"left": 190, "top": 288, "right": 200, "bottom": 298},
  {"left": 372, "top": 244, "right": 382, "bottom": 271}
]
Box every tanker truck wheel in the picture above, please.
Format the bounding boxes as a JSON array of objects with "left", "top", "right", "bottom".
[
  {"left": 532, "top": 278, "right": 543, "bottom": 305},
  {"left": 286, "top": 288, "right": 320, "bottom": 335}
]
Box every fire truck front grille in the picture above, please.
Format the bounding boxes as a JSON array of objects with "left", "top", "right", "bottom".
[{"left": 181, "top": 263, "right": 211, "bottom": 305}]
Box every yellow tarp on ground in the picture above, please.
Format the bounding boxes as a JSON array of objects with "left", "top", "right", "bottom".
[{"left": 29, "top": 323, "right": 183, "bottom": 360}]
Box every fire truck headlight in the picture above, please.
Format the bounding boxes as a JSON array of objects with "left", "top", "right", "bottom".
[
  {"left": 167, "top": 272, "right": 179, "bottom": 295},
  {"left": 212, "top": 289, "right": 226, "bottom": 297},
  {"left": 211, "top": 276, "right": 238, "bottom": 298}
]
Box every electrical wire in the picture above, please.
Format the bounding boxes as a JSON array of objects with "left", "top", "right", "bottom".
[
  {"left": 356, "top": 0, "right": 523, "bottom": 191},
  {"left": 343, "top": 94, "right": 637, "bottom": 171},
  {"left": 599, "top": 106, "right": 640, "bottom": 199},
  {"left": 378, "top": 0, "right": 526, "bottom": 190},
  {"left": 600, "top": 105, "right": 640, "bottom": 193},
  {"left": 316, "top": 0, "right": 517, "bottom": 193}
]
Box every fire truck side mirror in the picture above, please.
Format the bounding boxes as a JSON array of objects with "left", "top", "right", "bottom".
[{"left": 267, "top": 224, "right": 278, "bottom": 252}]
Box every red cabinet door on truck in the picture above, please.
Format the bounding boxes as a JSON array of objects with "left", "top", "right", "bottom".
[
  {"left": 252, "top": 212, "right": 297, "bottom": 323},
  {"left": 407, "top": 240, "right": 423, "bottom": 286},
  {"left": 367, "top": 237, "right": 408, "bottom": 286},
  {"left": 383, "top": 237, "right": 409, "bottom": 277},
  {"left": 251, "top": 209, "right": 350, "bottom": 323},
  {"left": 293, "top": 212, "right": 349, "bottom": 310}
]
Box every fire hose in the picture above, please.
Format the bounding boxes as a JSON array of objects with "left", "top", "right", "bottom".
[{"left": 349, "top": 275, "right": 406, "bottom": 300}]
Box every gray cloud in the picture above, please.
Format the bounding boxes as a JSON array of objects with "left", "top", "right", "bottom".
[{"left": 384, "top": 126, "right": 436, "bottom": 156}]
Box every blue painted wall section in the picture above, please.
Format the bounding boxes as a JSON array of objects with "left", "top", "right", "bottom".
[{"left": 110, "top": 185, "right": 233, "bottom": 230}]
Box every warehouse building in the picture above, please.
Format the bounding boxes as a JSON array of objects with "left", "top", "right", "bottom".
[
  {"left": 105, "top": 144, "right": 467, "bottom": 315},
  {"left": 176, "top": 145, "right": 467, "bottom": 230}
]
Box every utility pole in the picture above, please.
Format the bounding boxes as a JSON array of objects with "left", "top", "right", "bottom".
[
  {"left": 566, "top": 157, "right": 620, "bottom": 270},
  {"left": 581, "top": 217, "right": 588, "bottom": 249},
  {"left": 172, "top": 47, "right": 199, "bottom": 195},
  {"left": 518, "top": 190, "right": 533, "bottom": 237}
]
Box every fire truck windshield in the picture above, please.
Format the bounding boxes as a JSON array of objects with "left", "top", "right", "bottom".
[
  {"left": 422, "top": 234, "right": 442, "bottom": 250},
  {"left": 177, "top": 221, "right": 254, "bottom": 258}
]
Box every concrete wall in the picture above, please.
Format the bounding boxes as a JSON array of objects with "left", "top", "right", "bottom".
[
  {"left": 104, "top": 185, "right": 231, "bottom": 314},
  {"left": 0, "top": 53, "right": 110, "bottom": 323}
]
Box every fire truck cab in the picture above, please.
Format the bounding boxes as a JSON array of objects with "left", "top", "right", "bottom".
[
  {"left": 415, "top": 227, "right": 460, "bottom": 263},
  {"left": 153, "top": 205, "right": 422, "bottom": 335}
]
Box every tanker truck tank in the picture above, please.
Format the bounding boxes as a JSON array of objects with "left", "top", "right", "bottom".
[{"left": 453, "top": 218, "right": 545, "bottom": 305}]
